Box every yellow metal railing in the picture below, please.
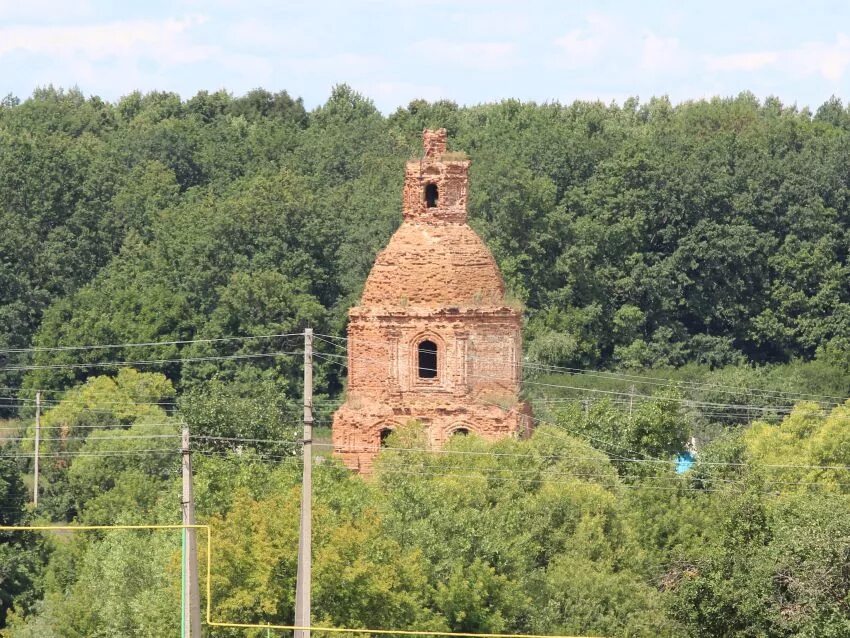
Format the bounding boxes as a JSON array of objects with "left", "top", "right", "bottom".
[{"left": 0, "top": 524, "right": 601, "bottom": 638}]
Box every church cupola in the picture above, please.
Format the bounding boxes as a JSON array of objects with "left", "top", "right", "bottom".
[{"left": 402, "top": 128, "right": 470, "bottom": 224}]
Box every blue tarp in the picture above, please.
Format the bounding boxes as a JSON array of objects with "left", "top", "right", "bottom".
[{"left": 676, "top": 452, "right": 695, "bottom": 474}]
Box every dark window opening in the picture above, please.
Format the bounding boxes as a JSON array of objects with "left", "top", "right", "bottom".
[
  {"left": 425, "top": 183, "right": 438, "bottom": 208},
  {"left": 379, "top": 428, "right": 393, "bottom": 447},
  {"left": 418, "top": 340, "right": 438, "bottom": 379},
  {"left": 452, "top": 428, "right": 470, "bottom": 437}
]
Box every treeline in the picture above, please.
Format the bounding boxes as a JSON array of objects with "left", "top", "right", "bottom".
[
  {"left": 2, "top": 370, "right": 849, "bottom": 636},
  {"left": 1, "top": 84, "right": 850, "bottom": 635},
  {"left": 1, "top": 86, "right": 849, "bottom": 405}
]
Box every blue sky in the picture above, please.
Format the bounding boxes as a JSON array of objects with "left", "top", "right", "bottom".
[{"left": 1, "top": 0, "right": 849, "bottom": 112}]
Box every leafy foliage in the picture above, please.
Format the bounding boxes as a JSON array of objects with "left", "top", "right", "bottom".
[
  {"left": 2, "top": 88, "right": 849, "bottom": 407},
  {"left": 1, "top": 86, "right": 850, "bottom": 635}
]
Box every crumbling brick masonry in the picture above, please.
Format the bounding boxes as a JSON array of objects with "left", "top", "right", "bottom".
[{"left": 332, "top": 129, "right": 531, "bottom": 473}]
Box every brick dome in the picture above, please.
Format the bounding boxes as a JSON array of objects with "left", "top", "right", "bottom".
[{"left": 360, "top": 220, "right": 506, "bottom": 308}]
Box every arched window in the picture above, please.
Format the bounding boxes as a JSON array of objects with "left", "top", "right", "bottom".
[
  {"left": 417, "top": 339, "right": 438, "bottom": 379},
  {"left": 425, "top": 183, "right": 438, "bottom": 208},
  {"left": 451, "top": 427, "right": 470, "bottom": 437},
  {"left": 379, "top": 428, "right": 393, "bottom": 447}
]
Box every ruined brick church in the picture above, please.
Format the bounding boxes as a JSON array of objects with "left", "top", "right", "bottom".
[{"left": 332, "top": 129, "right": 531, "bottom": 472}]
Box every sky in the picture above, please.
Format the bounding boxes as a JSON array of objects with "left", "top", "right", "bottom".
[{"left": 1, "top": 0, "right": 849, "bottom": 113}]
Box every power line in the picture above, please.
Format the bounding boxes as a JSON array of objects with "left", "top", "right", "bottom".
[
  {"left": 0, "top": 394, "right": 176, "bottom": 406},
  {"left": 531, "top": 398, "right": 794, "bottom": 420},
  {"left": 0, "top": 350, "right": 304, "bottom": 372},
  {"left": 0, "top": 448, "right": 180, "bottom": 459},
  {"left": 0, "top": 385, "right": 179, "bottom": 399},
  {"left": 312, "top": 440, "right": 850, "bottom": 473},
  {"left": 313, "top": 333, "right": 848, "bottom": 405},
  {"left": 311, "top": 349, "right": 850, "bottom": 458},
  {"left": 311, "top": 441, "right": 647, "bottom": 464},
  {"left": 0, "top": 422, "right": 177, "bottom": 432},
  {"left": 311, "top": 348, "right": 850, "bottom": 473},
  {"left": 314, "top": 350, "right": 641, "bottom": 461},
  {"left": 311, "top": 440, "right": 792, "bottom": 472},
  {"left": 0, "top": 332, "right": 303, "bottom": 355},
  {"left": 194, "top": 435, "right": 300, "bottom": 445},
  {"left": 312, "top": 348, "right": 850, "bottom": 455},
  {"left": 31, "top": 427, "right": 831, "bottom": 474},
  {"left": 314, "top": 350, "right": 669, "bottom": 463},
  {"left": 0, "top": 392, "right": 338, "bottom": 409},
  {"left": 520, "top": 360, "right": 848, "bottom": 403},
  {"left": 3, "top": 434, "right": 180, "bottom": 442},
  {"left": 317, "top": 332, "right": 847, "bottom": 404},
  {"left": 0, "top": 390, "right": 333, "bottom": 403},
  {"left": 520, "top": 378, "right": 795, "bottom": 411},
  {"left": 195, "top": 450, "right": 304, "bottom": 463},
  {"left": 311, "top": 348, "right": 806, "bottom": 413}
]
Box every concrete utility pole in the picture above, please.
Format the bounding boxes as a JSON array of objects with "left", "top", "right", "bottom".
[
  {"left": 295, "top": 328, "right": 314, "bottom": 638},
  {"left": 33, "top": 391, "right": 41, "bottom": 507},
  {"left": 181, "top": 426, "right": 202, "bottom": 637}
]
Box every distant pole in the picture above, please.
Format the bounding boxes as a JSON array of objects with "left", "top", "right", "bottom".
[
  {"left": 628, "top": 385, "right": 635, "bottom": 420},
  {"left": 33, "top": 391, "right": 41, "bottom": 507},
  {"left": 181, "top": 426, "right": 202, "bottom": 637},
  {"left": 295, "top": 328, "right": 313, "bottom": 638}
]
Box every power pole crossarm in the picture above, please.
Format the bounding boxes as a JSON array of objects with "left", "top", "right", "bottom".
[
  {"left": 182, "top": 427, "right": 202, "bottom": 637},
  {"left": 295, "top": 328, "right": 313, "bottom": 638}
]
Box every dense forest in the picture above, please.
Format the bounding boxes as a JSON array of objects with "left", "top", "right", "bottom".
[{"left": 0, "top": 86, "right": 849, "bottom": 636}]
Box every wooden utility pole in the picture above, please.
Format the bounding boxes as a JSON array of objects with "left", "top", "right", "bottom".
[
  {"left": 181, "top": 426, "right": 202, "bottom": 637},
  {"left": 33, "top": 391, "right": 41, "bottom": 507},
  {"left": 295, "top": 328, "right": 313, "bottom": 638},
  {"left": 628, "top": 385, "right": 635, "bottom": 420}
]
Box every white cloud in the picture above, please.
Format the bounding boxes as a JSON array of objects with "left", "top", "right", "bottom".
[
  {"left": 408, "top": 39, "right": 518, "bottom": 70},
  {"left": 705, "top": 51, "right": 779, "bottom": 72},
  {"left": 553, "top": 13, "right": 618, "bottom": 69},
  {"left": 226, "top": 18, "right": 315, "bottom": 53},
  {"left": 0, "top": 0, "right": 96, "bottom": 20},
  {"left": 552, "top": 13, "right": 850, "bottom": 92},
  {"left": 284, "top": 52, "right": 387, "bottom": 76},
  {"left": 786, "top": 34, "right": 850, "bottom": 82},
  {"left": 704, "top": 34, "right": 850, "bottom": 82},
  {"left": 446, "top": 10, "right": 532, "bottom": 39},
  {"left": 552, "top": 17, "right": 690, "bottom": 76},
  {"left": 640, "top": 33, "right": 686, "bottom": 73},
  {"left": 0, "top": 15, "right": 215, "bottom": 65}
]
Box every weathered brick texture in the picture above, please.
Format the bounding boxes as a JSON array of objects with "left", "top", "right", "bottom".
[{"left": 332, "top": 129, "right": 531, "bottom": 473}]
